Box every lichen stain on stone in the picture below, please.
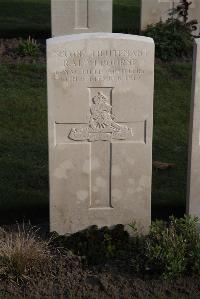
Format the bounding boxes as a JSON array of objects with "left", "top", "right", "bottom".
[
  {"left": 126, "top": 157, "right": 135, "bottom": 165},
  {"left": 91, "top": 158, "right": 100, "bottom": 170},
  {"left": 128, "top": 178, "right": 135, "bottom": 184},
  {"left": 139, "top": 175, "right": 149, "bottom": 187},
  {"left": 54, "top": 160, "right": 74, "bottom": 179},
  {"left": 76, "top": 190, "right": 89, "bottom": 202},
  {"left": 92, "top": 186, "right": 98, "bottom": 193},
  {"left": 96, "top": 177, "right": 106, "bottom": 188},
  {"left": 82, "top": 157, "right": 101, "bottom": 174},
  {"left": 82, "top": 159, "right": 90, "bottom": 174},
  {"left": 112, "top": 165, "right": 122, "bottom": 176},
  {"left": 136, "top": 175, "right": 149, "bottom": 193},
  {"left": 93, "top": 198, "right": 100, "bottom": 205},
  {"left": 127, "top": 188, "right": 134, "bottom": 195},
  {"left": 62, "top": 81, "right": 68, "bottom": 90},
  {"left": 112, "top": 189, "right": 122, "bottom": 199}
]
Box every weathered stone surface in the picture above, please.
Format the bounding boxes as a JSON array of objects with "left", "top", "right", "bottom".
[
  {"left": 47, "top": 33, "right": 154, "bottom": 235},
  {"left": 187, "top": 39, "right": 200, "bottom": 217},
  {"left": 51, "top": 0, "right": 112, "bottom": 37},
  {"left": 140, "top": 0, "right": 200, "bottom": 33}
]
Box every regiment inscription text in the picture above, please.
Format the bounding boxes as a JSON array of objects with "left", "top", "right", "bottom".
[{"left": 52, "top": 48, "right": 148, "bottom": 85}]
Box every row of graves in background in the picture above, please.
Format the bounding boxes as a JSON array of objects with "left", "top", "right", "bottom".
[
  {"left": 48, "top": 0, "right": 200, "bottom": 235},
  {"left": 141, "top": 0, "right": 200, "bottom": 34},
  {"left": 51, "top": 0, "right": 112, "bottom": 36},
  {"left": 51, "top": 0, "right": 200, "bottom": 36}
]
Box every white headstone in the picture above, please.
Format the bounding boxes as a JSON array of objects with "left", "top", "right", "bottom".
[
  {"left": 47, "top": 33, "right": 154, "bottom": 235},
  {"left": 51, "top": 0, "right": 112, "bottom": 37},
  {"left": 187, "top": 39, "right": 200, "bottom": 217},
  {"left": 141, "top": 0, "right": 200, "bottom": 33}
]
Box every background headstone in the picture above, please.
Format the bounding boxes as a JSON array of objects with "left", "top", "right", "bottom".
[
  {"left": 140, "top": 0, "right": 200, "bottom": 34},
  {"left": 187, "top": 38, "right": 200, "bottom": 217},
  {"left": 47, "top": 33, "right": 154, "bottom": 235},
  {"left": 51, "top": 0, "right": 112, "bottom": 36}
]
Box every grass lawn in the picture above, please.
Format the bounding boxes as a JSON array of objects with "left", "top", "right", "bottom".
[
  {"left": 0, "top": 0, "right": 51, "bottom": 38},
  {"left": 0, "top": 0, "right": 140, "bottom": 38},
  {"left": 0, "top": 61, "right": 192, "bottom": 223},
  {"left": 0, "top": 63, "right": 48, "bottom": 223},
  {"left": 153, "top": 62, "right": 192, "bottom": 219},
  {"left": 113, "top": 0, "right": 140, "bottom": 33}
]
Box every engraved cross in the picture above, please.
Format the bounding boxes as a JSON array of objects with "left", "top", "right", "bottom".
[
  {"left": 75, "top": 0, "right": 89, "bottom": 29},
  {"left": 55, "top": 87, "right": 146, "bottom": 210}
]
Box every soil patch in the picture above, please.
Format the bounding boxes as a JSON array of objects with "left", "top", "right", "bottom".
[
  {"left": 1, "top": 257, "right": 200, "bottom": 299},
  {"left": 0, "top": 225, "right": 199, "bottom": 299},
  {"left": 0, "top": 38, "right": 46, "bottom": 64}
]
